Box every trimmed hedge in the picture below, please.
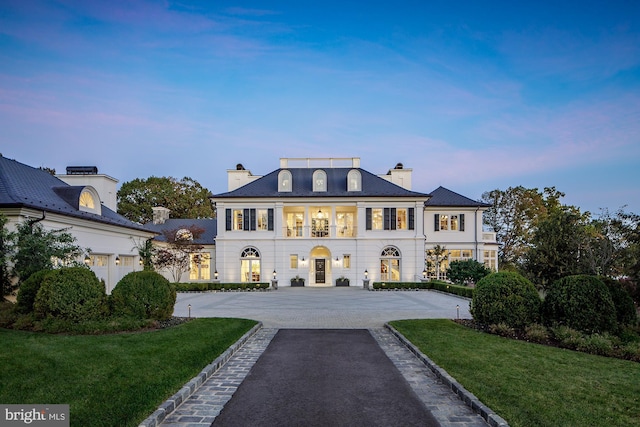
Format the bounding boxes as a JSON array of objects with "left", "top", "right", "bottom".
[
  {"left": 600, "top": 276, "right": 638, "bottom": 326},
  {"left": 371, "top": 281, "right": 474, "bottom": 298},
  {"left": 16, "top": 270, "right": 51, "bottom": 314},
  {"left": 542, "top": 275, "right": 617, "bottom": 334},
  {"left": 174, "top": 282, "right": 270, "bottom": 292},
  {"left": 471, "top": 272, "right": 541, "bottom": 329},
  {"left": 110, "top": 271, "right": 176, "bottom": 320},
  {"left": 34, "top": 267, "right": 107, "bottom": 321}
]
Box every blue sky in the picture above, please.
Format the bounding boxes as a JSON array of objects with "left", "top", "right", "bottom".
[{"left": 1, "top": 0, "right": 639, "bottom": 215}]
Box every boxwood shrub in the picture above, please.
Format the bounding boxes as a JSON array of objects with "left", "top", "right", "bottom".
[
  {"left": 470, "top": 271, "right": 541, "bottom": 329},
  {"left": 16, "top": 269, "right": 51, "bottom": 314},
  {"left": 110, "top": 271, "right": 176, "bottom": 320},
  {"left": 542, "top": 275, "right": 617, "bottom": 334},
  {"left": 34, "top": 267, "right": 107, "bottom": 321}
]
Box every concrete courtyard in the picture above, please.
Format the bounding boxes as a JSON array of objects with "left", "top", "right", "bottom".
[{"left": 173, "top": 286, "right": 472, "bottom": 328}]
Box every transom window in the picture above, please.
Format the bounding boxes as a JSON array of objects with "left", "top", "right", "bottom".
[{"left": 79, "top": 190, "right": 95, "bottom": 209}]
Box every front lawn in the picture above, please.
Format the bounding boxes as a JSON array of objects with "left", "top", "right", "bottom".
[
  {"left": 0, "top": 318, "right": 257, "bottom": 427},
  {"left": 391, "top": 319, "right": 640, "bottom": 427}
]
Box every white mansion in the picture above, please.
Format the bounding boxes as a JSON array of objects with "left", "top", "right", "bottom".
[{"left": 210, "top": 158, "right": 498, "bottom": 286}]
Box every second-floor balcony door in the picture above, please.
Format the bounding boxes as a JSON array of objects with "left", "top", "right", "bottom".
[{"left": 315, "top": 259, "right": 326, "bottom": 284}]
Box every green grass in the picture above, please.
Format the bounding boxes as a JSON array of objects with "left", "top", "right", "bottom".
[
  {"left": 0, "top": 318, "right": 257, "bottom": 427},
  {"left": 391, "top": 319, "right": 640, "bottom": 427}
]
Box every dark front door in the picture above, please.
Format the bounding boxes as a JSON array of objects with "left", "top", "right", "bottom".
[{"left": 315, "top": 259, "right": 326, "bottom": 284}]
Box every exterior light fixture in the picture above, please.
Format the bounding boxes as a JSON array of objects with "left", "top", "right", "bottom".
[
  {"left": 139, "top": 258, "right": 144, "bottom": 266},
  {"left": 84, "top": 255, "right": 91, "bottom": 266},
  {"left": 214, "top": 270, "right": 219, "bottom": 280},
  {"left": 301, "top": 256, "right": 305, "bottom": 262},
  {"left": 115, "top": 256, "right": 120, "bottom": 266},
  {"left": 422, "top": 269, "right": 427, "bottom": 279},
  {"left": 317, "top": 209, "right": 324, "bottom": 219},
  {"left": 364, "top": 269, "right": 368, "bottom": 279},
  {"left": 273, "top": 270, "right": 277, "bottom": 280}
]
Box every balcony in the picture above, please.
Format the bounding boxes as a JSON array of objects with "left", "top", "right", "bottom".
[
  {"left": 482, "top": 232, "right": 497, "bottom": 243},
  {"left": 282, "top": 226, "right": 357, "bottom": 238}
]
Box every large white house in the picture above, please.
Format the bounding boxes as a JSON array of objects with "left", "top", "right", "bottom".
[
  {"left": 211, "top": 157, "right": 498, "bottom": 286},
  {"left": 0, "top": 156, "right": 156, "bottom": 293}
]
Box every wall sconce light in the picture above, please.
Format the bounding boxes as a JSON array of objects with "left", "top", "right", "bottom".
[
  {"left": 422, "top": 269, "right": 427, "bottom": 279},
  {"left": 115, "top": 256, "right": 120, "bottom": 266},
  {"left": 335, "top": 257, "right": 340, "bottom": 262},
  {"left": 84, "top": 255, "right": 91, "bottom": 266},
  {"left": 364, "top": 269, "right": 368, "bottom": 279},
  {"left": 273, "top": 270, "right": 277, "bottom": 280},
  {"left": 301, "top": 256, "right": 305, "bottom": 262},
  {"left": 139, "top": 258, "right": 144, "bottom": 266},
  {"left": 214, "top": 270, "right": 219, "bottom": 280}
]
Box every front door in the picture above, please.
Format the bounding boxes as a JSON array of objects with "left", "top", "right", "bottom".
[{"left": 315, "top": 259, "right": 326, "bottom": 284}]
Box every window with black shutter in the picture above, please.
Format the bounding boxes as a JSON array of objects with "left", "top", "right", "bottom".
[
  {"left": 366, "top": 208, "right": 372, "bottom": 230},
  {"left": 225, "top": 209, "right": 232, "bottom": 231},
  {"left": 408, "top": 208, "right": 415, "bottom": 230}
]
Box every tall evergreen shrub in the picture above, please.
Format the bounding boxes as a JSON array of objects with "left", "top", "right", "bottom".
[{"left": 110, "top": 271, "right": 176, "bottom": 320}]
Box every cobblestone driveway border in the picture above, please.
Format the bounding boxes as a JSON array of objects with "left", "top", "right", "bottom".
[
  {"left": 138, "top": 322, "right": 263, "bottom": 427},
  {"left": 385, "top": 323, "right": 509, "bottom": 427}
]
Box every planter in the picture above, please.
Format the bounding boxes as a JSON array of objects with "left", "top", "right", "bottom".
[
  {"left": 336, "top": 279, "right": 350, "bottom": 287},
  {"left": 290, "top": 279, "right": 305, "bottom": 287}
]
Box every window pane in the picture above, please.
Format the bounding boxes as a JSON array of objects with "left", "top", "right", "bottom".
[
  {"left": 343, "top": 255, "right": 351, "bottom": 269},
  {"left": 451, "top": 215, "right": 459, "bottom": 231},
  {"left": 233, "top": 210, "right": 243, "bottom": 231},
  {"left": 257, "top": 209, "right": 268, "bottom": 230},
  {"left": 372, "top": 209, "right": 383, "bottom": 230},
  {"left": 290, "top": 255, "right": 298, "bottom": 269},
  {"left": 397, "top": 209, "right": 407, "bottom": 230},
  {"left": 440, "top": 215, "right": 449, "bottom": 231}
]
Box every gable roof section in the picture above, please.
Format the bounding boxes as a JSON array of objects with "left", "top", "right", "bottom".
[
  {"left": 425, "top": 186, "right": 490, "bottom": 208},
  {"left": 212, "top": 168, "right": 430, "bottom": 199},
  {"left": 144, "top": 219, "right": 217, "bottom": 244},
  {"left": 0, "top": 155, "right": 152, "bottom": 233}
]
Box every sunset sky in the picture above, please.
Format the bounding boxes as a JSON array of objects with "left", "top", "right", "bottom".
[{"left": 1, "top": 1, "right": 639, "bottom": 215}]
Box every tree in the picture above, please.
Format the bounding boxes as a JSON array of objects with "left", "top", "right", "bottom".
[
  {"left": 152, "top": 225, "right": 205, "bottom": 282},
  {"left": 524, "top": 206, "right": 591, "bottom": 290},
  {"left": 447, "top": 259, "right": 491, "bottom": 286},
  {"left": 482, "top": 187, "right": 562, "bottom": 269},
  {"left": 0, "top": 214, "right": 14, "bottom": 299},
  {"left": 427, "top": 245, "right": 447, "bottom": 280},
  {"left": 117, "top": 176, "right": 215, "bottom": 224},
  {"left": 12, "top": 220, "right": 85, "bottom": 284},
  {"left": 132, "top": 237, "right": 156, "bottom": 271}
]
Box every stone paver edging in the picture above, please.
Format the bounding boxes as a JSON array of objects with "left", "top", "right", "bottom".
[
  {"left": 385, "top": 323, "right": 510, "bottom": 427},
  {"left": 138, "top": 322, "right": 263, "bottom": 427}
]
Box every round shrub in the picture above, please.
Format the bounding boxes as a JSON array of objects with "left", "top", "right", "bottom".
[
  {"left": 110, "top": 271, "right": 176, "bottom": 320},
  {"left": 16, "top": 270, "right": 51, "bottom": 314},
  {"left": 470, "top": 272, "right": 541, "bottom": 329},
  {"left": 34, "top": 267, "right": 107, "bottom": 321},
  {"left": 542, "top": 275, "right": 617, "bottom": 334},
  {"left": 600, "top": 277, "right": 638, "bottom": 326}
]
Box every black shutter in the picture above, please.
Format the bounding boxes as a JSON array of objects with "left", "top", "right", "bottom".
[
  {"left": 390, "top": 208, "right": 397, "bottom": 230},
  {"left": 434, "top": 214, "right": 440, "bottom": 231},
  {"left": 243, "top": 209, "right": 250, "bottom": 230},
  {"left": 460, "top": 214, "right": 465, "bottom": 232},
  {"left": 408, "top": 208, "right": 415, "bottom": 230},
  {"left": 268, "top": 209, "right": 274, "bottom": 231},
  {"left": 250, "top": 209, "right": 256, "bottom": 231},
  {"left": 384, "top": 208, "right": 390, "bottom": 230},
  {"left": 366, "top": 208, "right": 372, "bottom": 230},
  {"left": 225, "top": 209, "right": 232, "bottom": 231}
]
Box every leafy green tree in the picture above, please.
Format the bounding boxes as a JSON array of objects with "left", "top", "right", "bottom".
[
  {"left": 482, "top": 186, "right": 563, "bottom": 269},
  {"left": 524, "top": 206, "right": 591, "bottom": 289},
  {"left": 12, "top": 221, "right": 84, "bottom": 283},
  {"left": 132, "top": 238, "right": 156, "bottom": 271},
  {"left": 447, "top": 259, "right": 491, "bottom": 286},
  {"left": 117, "top": 176, "right": 214, "bottom": 224},
  {"left": 0, "top": 214, "right": 14, "bottom": 299}
]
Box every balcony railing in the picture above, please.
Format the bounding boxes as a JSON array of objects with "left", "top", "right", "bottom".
[
  {"left": 482, "top": 232, "right": 497, "bottom": 242},
  {"left": 283, "top": 226, "right": 358, "bottom": 238}
]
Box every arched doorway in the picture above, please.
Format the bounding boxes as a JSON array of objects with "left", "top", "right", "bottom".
[{"left": 310, "top": 246, "right": 331, "bottom": 286}]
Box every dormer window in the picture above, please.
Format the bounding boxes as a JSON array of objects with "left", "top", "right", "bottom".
[
  {"left": 279, "top": 170, "right": 292, "bottom": 192},
  {"left": 347, "top": 169, "right": 361, "bottom": 191},
  {"left": 313, "top": 170, "right": 327, "bottom": 192},
  {"left": 78, "top": 187, "right": 101, "bottom": 215}
]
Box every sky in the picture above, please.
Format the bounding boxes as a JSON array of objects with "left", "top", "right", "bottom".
[{"left": 1, "top": 0, "right": 639, "bottom": 215}]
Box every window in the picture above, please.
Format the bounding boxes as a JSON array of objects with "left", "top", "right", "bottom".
[
  {"left": 286, "top": 212, "right": 304, "bottom": 237},
  {"left": 240, "top": 247, "right": 261, "bottom": 282},
  {"left": 279, "top": 170, "right": 292, "bottom": 192},
  {"left": 367, "top": 207, "right": 414, "bottom": 230},
  {"left": 449, "top": 249, "right": 473, "bottom": 262},
  {"left": 380, "top": 246, "right": 401, "bottom": 282},
  {"left": 290, "top": 254, "right": 298, "bottom": 269},
  {"left": 336, "top": 211, "right": 355, "bottom": 237},
  {"left": 233, "top": 210, "right": 243, "bottom": 231},
  {"left": 484, "top": 250, "right": 497, "bottom": 271},
  {"left": 79, "top": 190, "right": 95, "bottom": 209},
  {"left": 434, "top": 213, "right": 465, "bottom": 232},
  {"left": 176, "top": 228, "right": 193, "bottom": 241},
  {"left": 313, "top": 170, "right": 327, "bottom": 192},
  {"left": 312, "top": 208, "right": 329, "bottom": 237},
  {"left": 257, "top": 209, "right": 268, "bottom": 231},
  {"left": 190, "top": 253, "right": 210, "bottom": 280},
  {"left": 347, "top": 170, "right": 361, "bottom": 191},
  {"left": 343, "top": 255, "right": 351, "bottom": 269}
]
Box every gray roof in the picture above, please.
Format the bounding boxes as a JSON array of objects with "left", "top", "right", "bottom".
[
  {"left": 425, "top": 186, "right": 490, "bottom": 207},
  {"left": 144, "top": 218, "right": 216, "bottom": 245},
  {"left": 0, "top": 155, "right": 153, "bottom": 233},
  {"left": 212, "top": 168, "right": 430, "bottom": 199}
]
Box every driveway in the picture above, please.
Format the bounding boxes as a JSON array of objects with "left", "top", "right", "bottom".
[{"left": 173, "top": 287, "right": 472, "bottom": 328}]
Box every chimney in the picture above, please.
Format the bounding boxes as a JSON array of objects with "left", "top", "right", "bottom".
[{"left": 152, "top": 207, "right": 170, "bottom": 224}]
